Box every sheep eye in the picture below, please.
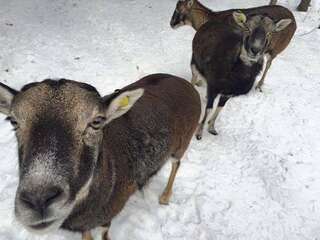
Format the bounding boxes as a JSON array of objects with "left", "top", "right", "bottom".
[
  {"left": 6, "top": 117, "right": 19, "bottom": 130},
  {"left": 89, "top": 116, "right": 106, "bottom": 130}
]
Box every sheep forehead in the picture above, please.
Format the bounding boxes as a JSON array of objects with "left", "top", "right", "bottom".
[{"left": 12, "top": 81, "right": 101, "bottom": 122}]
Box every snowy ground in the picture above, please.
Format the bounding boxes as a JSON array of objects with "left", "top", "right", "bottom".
[{"left": 0, "top": 0, "right": 319, "bottom": 239}]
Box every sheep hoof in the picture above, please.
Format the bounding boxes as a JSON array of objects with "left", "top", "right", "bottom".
[
  {"left": 208, "top": 129, "right": 218, "bottom": 136},
  {"left": 255, "top": 85, "right": 263, "bottom": 92},
  {"left": 196, "top": 134, "right": 202, "bottom": 140},
  {"left": 159, "top": 194, "right": 170, "bottom": 205},
  {"left": 196, "top": 125, "right": 204, "bottom": 140}
]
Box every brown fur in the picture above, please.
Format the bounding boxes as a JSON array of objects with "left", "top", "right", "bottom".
[
  {"left": 171, "top": 0, "right": 296, "bottom": 61},
  {"left": 191, "top": 12, "right": 293, "bottom": 138},
  {"left": 63, "top": 74, "right": 201, "bottom": 233},
  {"left": 0, "top": 74, "right": 200, "bottom": 239}
]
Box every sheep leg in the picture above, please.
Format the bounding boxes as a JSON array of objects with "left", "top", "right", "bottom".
[
  {"left": 191, "top": 64, "right": 200, "bottom": 86},
  {"left": 82, "top": 231, "right": 93, "bottom": 240},
  {"left": 101, "top": 222, "right": 111, "bottom": 240},
  {"left": 159, "top": 158, "right": 181, "bottom": 205},
  {"left": 208, "top": 96, "right": 230, "bottom": 135},
  {"left": 191, "top": 57, "right": 204, "bottom": 86},
  {"left": 196, "top": 108, "right": 211, "bottom": 140},
  {"left": 196, "top": 89, "right": 217, "bottom": 140},
  {"left": 256, "top": 56, "right": 272, "bottom": 91}
]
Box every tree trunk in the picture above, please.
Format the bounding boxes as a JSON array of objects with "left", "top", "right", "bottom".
[
  {"left": 269, "top": 0, "right": 277, "bottom": 5},
  {"left": 297, "top": 0, "right": 311, "bottom": 11}
]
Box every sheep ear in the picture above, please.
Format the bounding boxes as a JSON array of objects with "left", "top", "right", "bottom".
[
  {"left": 0, "top": 82, "right": 18, "bottom": 115},
  {"left": 233, "top": 11, "right": 247, "bottom": 28},
  {"left": 105, "top": 88, "right": 144, "bottom": 124},
  {"left": 273, "top": 19, "right": 292, "bottom": 32}
]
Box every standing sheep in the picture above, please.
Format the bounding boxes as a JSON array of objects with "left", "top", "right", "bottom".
[{"left": 0, "top": 74, "right": 201, "bottom": 240}]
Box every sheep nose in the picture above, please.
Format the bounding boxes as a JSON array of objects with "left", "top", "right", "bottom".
[
  {"left": 170, "top": 11, "right": 180, "bottom": 28},
  {"left": 250, "top": 46, "right": 261, "bottom": 55},
  {"left": 19, "top": 186, "right": 63, "bottom": 215}
]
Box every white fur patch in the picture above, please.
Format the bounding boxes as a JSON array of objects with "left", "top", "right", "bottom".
[
  {"left": 240, "top": 45, "right": 261, "bottom": 66},
  {"left": 252, "top": 39, "right": 263, "bottom": 49},
  {"left": 191, "top": 64, "right": 206, "bottom": 86},
  {"left": 26, "top": 150, "right": 61, "bottom": 184}
]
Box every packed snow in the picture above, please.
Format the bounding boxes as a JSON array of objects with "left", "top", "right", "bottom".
[{"left": 0, "top": 0, "right": 319, "bottom": 239}]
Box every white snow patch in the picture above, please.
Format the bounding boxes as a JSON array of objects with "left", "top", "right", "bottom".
[{"left": 0, "top": 0, "right": 319, "bottom": 240}]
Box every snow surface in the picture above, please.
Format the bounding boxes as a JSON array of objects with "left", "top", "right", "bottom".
[{"left": 0, "top": 0, "right": 319, "bottom": 239}]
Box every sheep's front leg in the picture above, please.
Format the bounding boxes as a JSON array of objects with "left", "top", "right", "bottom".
[
  {"left": 256, "top": 55, "right": 273, "bottom": 91},
  {"left": 102, "top": 223, "right": 111, "bottom": 240}
]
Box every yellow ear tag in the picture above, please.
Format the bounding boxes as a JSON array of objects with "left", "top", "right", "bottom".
[
  {"left": 238, "top": 13, "right": 246, "bottom": 23},
  {"left": 119, "top": 96, "right": 129, "bottom": 108}
]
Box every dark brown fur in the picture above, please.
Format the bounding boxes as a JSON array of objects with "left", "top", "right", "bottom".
[
  {"left": 191, "top": 13, "right": 293, "bottom": 138},
  {"left": 171, "top": 0, "right": 296, "bottom": 61},
  {"left": 207, "top": 6, "right": 296, "bottom": 59},
  {"left": 193, "top": 22, "right": 263, "bottom": 95},
  {"left": 62, "top": 74, "right": 201, "bottom": 232},
  {"left": 0, "top": 74, "right": 200, "bottom": 239}
]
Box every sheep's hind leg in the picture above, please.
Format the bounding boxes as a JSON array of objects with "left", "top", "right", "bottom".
[
  {"left": 207, "top": 107, "right": 223, "bottom": 135},
  {"left": 196, "top": 89, "right": 218, "bottom": 140},
  {"left": 159, "top": 158, "right": 181, "bottom": 205},
  {"left": 82, "top": 231, "right": 93, "bottom": 240},
  {"left": 196, "top": 108, "right": 211, "bottom": 140},
  {"left": 208, "top": 96, "right": 230, "bottom": 135},
  {"left": 191, "top": 64, "right": 205, "bottom": 86},
  {"left": 191, "top": 57, "right": 205, "bottom": 86}
]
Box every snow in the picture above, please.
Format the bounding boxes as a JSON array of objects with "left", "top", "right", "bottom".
[{"left": 0, "top": 0, "right": 319, "bottom": 239}]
